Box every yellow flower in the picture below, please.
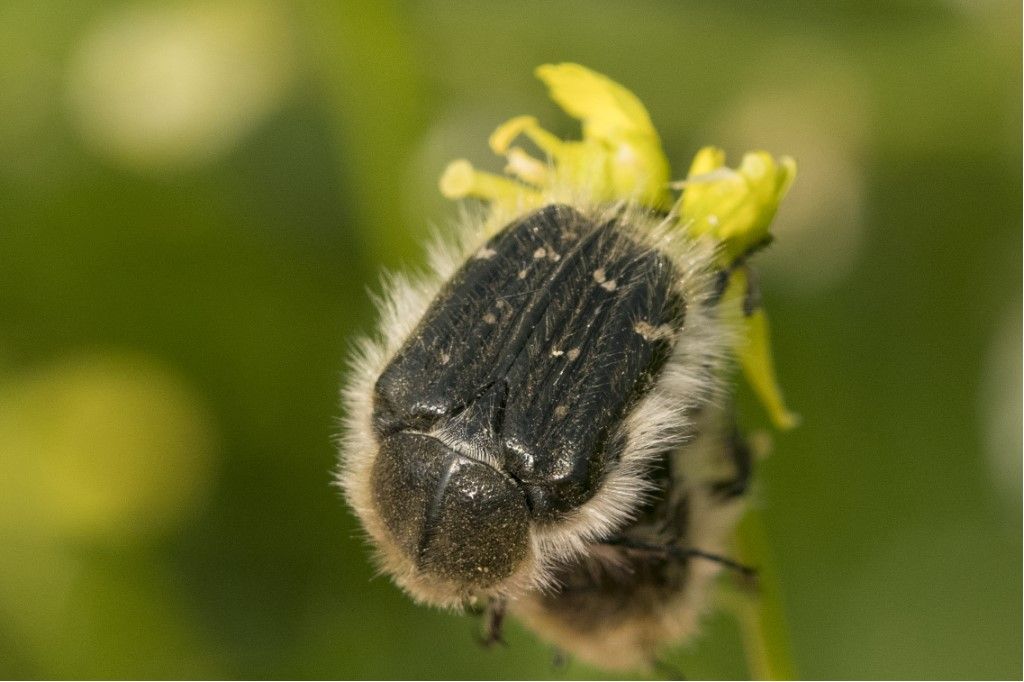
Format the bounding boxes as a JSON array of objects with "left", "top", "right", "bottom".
[
  {"left": 440, "top": 63, "right": 671, "bottom": 209},
  {"left": 679, "top": 147, "right": 797, "bottom": 266}
]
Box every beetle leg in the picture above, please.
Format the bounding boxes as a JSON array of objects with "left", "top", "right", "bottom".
[
  {"left": 600, "top": 537, "right": 758, "bottom": 581},
  {"left": 477, "top": 597, "right": 508, "bottom": 648},
  {"left": 711, "top": 426, "right": 754, "bottom": 499}
]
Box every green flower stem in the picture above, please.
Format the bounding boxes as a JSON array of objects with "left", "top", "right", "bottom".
[{"left": 732, "top": 509, "right": 798, "bottom": 680}]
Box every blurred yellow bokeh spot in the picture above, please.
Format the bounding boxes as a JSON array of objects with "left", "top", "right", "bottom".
[
  {"left": 65, "top": 0, "right": 295, "bottom": 171},
  {"left": 0, "top": 353, "right": 217, "bottom": 543}
]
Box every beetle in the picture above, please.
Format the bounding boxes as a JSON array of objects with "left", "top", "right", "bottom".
[{"left": 337, "top": 63, "right": 794, "bottom": 672}]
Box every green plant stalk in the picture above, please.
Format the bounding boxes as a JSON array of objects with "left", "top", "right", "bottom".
[{"left": 732, "top": 508, "right": 798, "bottom": 680}]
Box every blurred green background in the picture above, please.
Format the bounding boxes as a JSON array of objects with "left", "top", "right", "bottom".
[{"left": 1, "top": 1, "right": 1020, "bottom": 679}]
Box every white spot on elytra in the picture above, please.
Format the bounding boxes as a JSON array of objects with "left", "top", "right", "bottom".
[
  {"left": 566, "top": 348, "right": 580, "bottom": 360},
  {"left": 475, "top": 247, "right": 496, "bottom": 260},
  {"left": 533, "top": 247, "right": 546, "bottom": 259},
  {"left": 594, "top": 268, "right": 616, "bottom": 291},
  {"left": 634, "top": 321, "right": 675, "bottom": 342},
  {"left": 483, "top": 312, "right": 497, "bottom": 324},
  {"left": 551, "top": 349, "right": 564, "bottom": 357}
]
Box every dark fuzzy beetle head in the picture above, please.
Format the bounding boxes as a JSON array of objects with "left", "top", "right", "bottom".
[{"left": 370, "top": 432, "right": 531, "bottom": 588}]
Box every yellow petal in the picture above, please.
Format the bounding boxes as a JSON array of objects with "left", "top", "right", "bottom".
[
  {"left": 722, "top": 268, "right": 799, "bottom": 430},
  {"left": 439, "top": 159, "right": 539, "bottom": 207},
  {"left": 534, "top": 63, "right": 672, "bottom": 207},
  {"left": 680, "top": 149, "right": 797, "bottom": 265},
  {"left": 534, "top": 63, "right": 657, "bottom": 139}
]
